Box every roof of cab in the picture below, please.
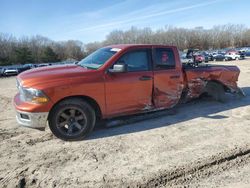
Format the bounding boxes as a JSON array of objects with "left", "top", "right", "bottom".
[{"left": 106, "top": 44, "right": 176, "bottom": 50}]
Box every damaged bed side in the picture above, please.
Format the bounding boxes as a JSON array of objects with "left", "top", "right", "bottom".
[{"left": 182, "top": 64, "right": 245, "bottom": 102}]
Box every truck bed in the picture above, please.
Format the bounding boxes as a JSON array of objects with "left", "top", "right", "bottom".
[{"left": 182, "top": 63, "right": 240, "bottom": 99}]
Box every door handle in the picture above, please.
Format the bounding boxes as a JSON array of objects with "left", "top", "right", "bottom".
[
  {"left": 139, "top": 76, "right": 152, "bottom": 81},
  {"left": 170, "top": 75, "right": 180, "bottom": 79}
]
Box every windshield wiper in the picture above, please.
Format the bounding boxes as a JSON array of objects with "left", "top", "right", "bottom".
[{"left": 78, "top": 64, "right": 89, "bottom": 69}]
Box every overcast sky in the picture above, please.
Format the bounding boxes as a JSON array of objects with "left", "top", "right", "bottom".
[{"left": 0, "top": 0, "right": 249, "bottom": 43}]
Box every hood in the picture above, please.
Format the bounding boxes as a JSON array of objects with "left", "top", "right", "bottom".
[{"left": 18, "top": 64, "right": 94, "bottom": 88}]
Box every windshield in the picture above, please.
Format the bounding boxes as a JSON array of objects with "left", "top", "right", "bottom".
[{"left": 78, "top": 47, "right": 120, "bottom": 69}]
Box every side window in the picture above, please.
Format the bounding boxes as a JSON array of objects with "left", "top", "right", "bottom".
[
  {"left": 116, "top": 50, "right": 150, "bottom": 72},
  {"left": 154, "top": 48, "right": 176, "bottom": 70}
]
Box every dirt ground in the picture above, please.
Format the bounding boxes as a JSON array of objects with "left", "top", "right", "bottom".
[{"left": 0, "top": 59, "right": 250, "bottom": 188}]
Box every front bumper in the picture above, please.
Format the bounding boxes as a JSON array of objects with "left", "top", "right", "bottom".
[{"left": 16, "top": 110, "right": 48, "bottom": 129}]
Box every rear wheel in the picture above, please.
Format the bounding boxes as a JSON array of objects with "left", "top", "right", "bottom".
[
  {"left": 205, "top": 82, "right": 226, "bottom": 102},
  {"left": 48, "top": 98, "right": 96, "bottom": 141}
]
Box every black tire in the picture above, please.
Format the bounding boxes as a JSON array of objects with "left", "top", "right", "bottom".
[
  {"left": 48, "top": 98, "right": 96, "bottom": 141},
  {"left": 205, "top": 82, "right": 226, "bottom": 102}
]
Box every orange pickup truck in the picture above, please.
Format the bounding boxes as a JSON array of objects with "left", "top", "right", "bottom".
[{"left": 14, "top": 44, "right": 244, "bottom": 140}]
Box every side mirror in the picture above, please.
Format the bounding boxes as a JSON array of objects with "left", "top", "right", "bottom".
[{"left": 108, "top": 63, "right": 127, "bottom": 73}]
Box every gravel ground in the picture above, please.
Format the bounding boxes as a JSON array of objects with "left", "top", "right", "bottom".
[{"left": 0, "top": 59, "right": 250, "bottom": 188}]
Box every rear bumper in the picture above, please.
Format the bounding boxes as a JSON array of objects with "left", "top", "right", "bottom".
[
  {"left": 227, "top": 85, "right": 246, "bottom": 97},
  {"left": 16, "top": 110, "right": 48, "bottom": 129},
  {"left": 235, "top": 87, "right": 246, "bottom": 97}
]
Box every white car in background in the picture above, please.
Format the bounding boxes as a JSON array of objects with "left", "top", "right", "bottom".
[
  {"left": 225, "top": 51, "right": 240, "bottom": 60},
  {"left": 180, "top": 53, "right": 193, "bottom": 64},
  {"left": 3, "top": 67, "right": 19, "bottom": 76}
]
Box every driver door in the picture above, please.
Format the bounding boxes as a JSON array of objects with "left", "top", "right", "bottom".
[{"left": 105, "top": 49, "right": 153, "bottom": 117}]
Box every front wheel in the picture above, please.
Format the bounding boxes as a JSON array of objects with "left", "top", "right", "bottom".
[{"left": 48, "top": 99, "right": 96, "bottom": 141}]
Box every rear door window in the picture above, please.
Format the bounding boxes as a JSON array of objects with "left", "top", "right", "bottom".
[{"left": 154, "top": 48, "right": 176, "bottom": 70}]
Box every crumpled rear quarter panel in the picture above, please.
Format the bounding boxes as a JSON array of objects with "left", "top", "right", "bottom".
[{"left": 184, "top": 65, "right": 240, "bottom": 99}]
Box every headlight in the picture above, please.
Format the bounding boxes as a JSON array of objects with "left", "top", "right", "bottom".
[{"left": 19, "top": 86, "right": 49, "bottom": 104}]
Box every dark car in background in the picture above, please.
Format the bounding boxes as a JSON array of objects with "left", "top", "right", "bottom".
[
  {"left": 238, "top": 51, "right": 246, "bottom": 59},
  {"left": 38, "top": 63, "right": 51, "bottom": 67},
  {"left": 212, "top": 53, "right": 226, "bottom": 61},
  {"left": 245, "top": 51, "right": 250, "bottom": 57},
  {"left": 207, "top": 53, "right": 214, "bottom": 61},
  {"left": 18, "top": 64, "right": 36, "bottom": 73},
  {"left": 0, "top": 68, "right": 4, "bottom": 77},
  {"left": 201, "top": 52, "right": 210, "bottom": 62}
]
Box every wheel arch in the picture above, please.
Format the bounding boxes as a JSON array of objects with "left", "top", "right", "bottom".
[
  {"left": 206, "top": 79, "right": 230, "bottom": 92},
  {"left": 48, "top": 95, "right": 102, "bottom": 120}
]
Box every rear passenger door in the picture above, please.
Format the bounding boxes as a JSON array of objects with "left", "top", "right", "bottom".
[{"left": 153, "top": 47, "right": 183, "bottom": 108}]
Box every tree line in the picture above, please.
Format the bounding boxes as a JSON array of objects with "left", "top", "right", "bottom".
[
  {"left": 1, "top": 24, "right": 250, "bottom": 65},
  {"left": 0, "top": 34, "right": 84, "bottom": 65}
]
